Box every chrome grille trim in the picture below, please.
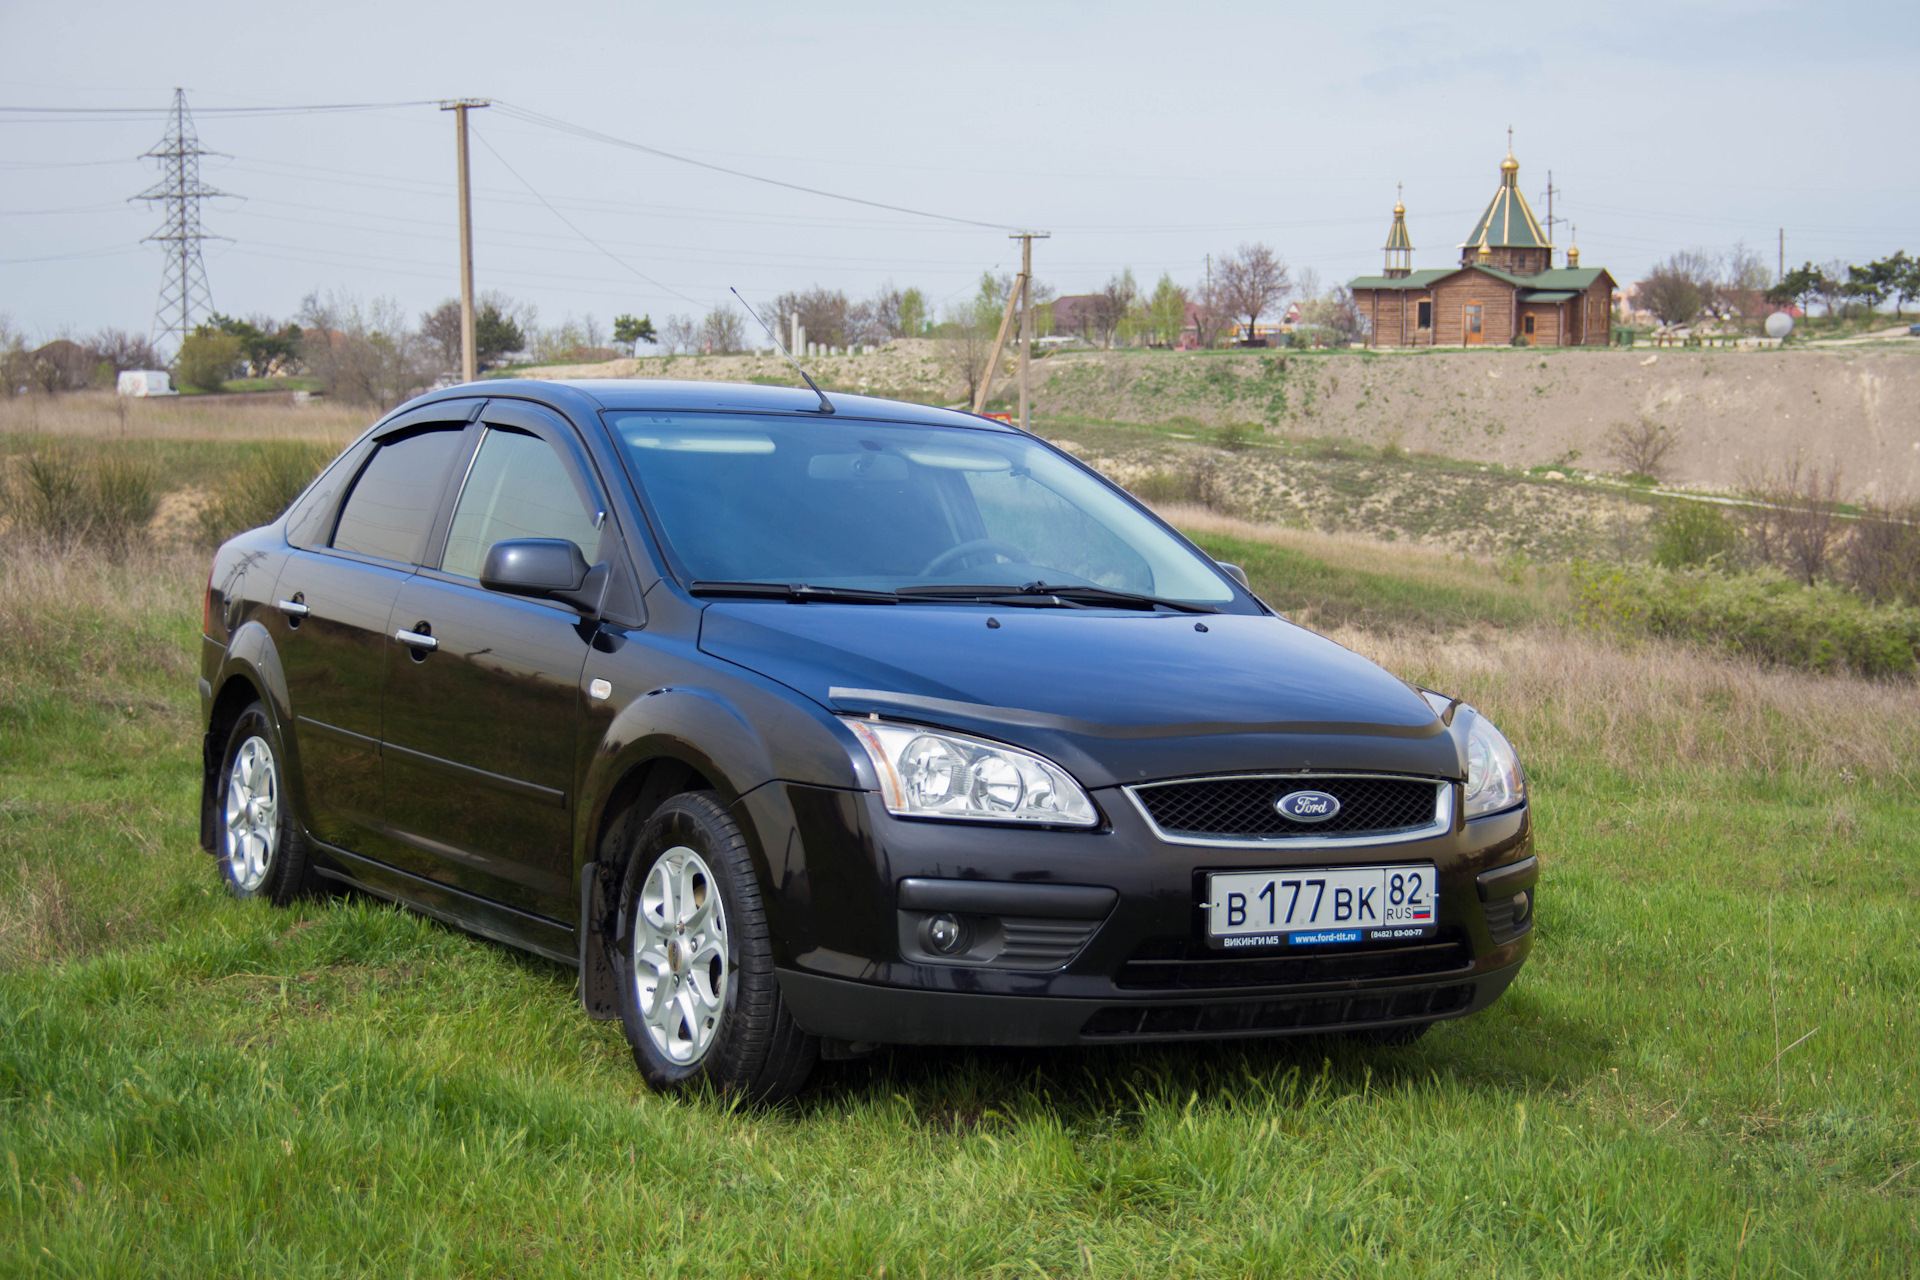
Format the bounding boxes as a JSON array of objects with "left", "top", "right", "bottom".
[{"left": 1123, "top": 773, "right": 1453, "bottom": 849}]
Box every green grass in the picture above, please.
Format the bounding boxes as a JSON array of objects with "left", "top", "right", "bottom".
[{"left": 2, "top": 484, "right": 1917, "bottom": 1274}]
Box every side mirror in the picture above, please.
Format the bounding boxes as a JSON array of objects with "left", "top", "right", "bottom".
[
  {"left": 480, "top": 538, "right": 608, "bottom": 619},
  {"left": 1216, "top": 561, "right": 1250, "bottom": 589}
]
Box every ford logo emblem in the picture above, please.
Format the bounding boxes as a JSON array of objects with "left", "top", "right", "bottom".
[{"left": 1275, "top": 790, "right": 1341, "bottom": 823}]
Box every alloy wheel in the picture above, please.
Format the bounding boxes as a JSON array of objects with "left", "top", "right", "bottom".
[
  {"left": 223, "top": 734, "right": 280, "bottom": 892},
  {"left": 631, "top": 845, "right": 730, "bottom": 1064}
]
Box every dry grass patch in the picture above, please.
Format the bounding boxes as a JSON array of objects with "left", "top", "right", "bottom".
[
  {"left": 1333, "top": 622, "right": 1920, "bottom": 790},
  {"left": 0, "top": 389, "right": 364, "bottom": 443}
]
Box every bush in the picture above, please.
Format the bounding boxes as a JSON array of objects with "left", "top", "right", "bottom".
[
  {"left": 1574, "top": 562, "right": 1920, "bottom": 677},
  {"left": 198, "top": 441, "right": 335, "bottom": 546},
  {"left": 173, "top": 331, "right": 243, "bottom": 392},
  {"left": 1125, "top": 454, "right": 1235, "bottom": 514},
  {"left": 3, "top": 447, "right": 158, "bottom": 555},
  {"left": 1844, "top": 503, "right": 1920, "bottom": 605},
  {"left": 1651, "top": 501, "right": 1740, "bottom": 569},
  {"left": 1605, "top": 418, "right": 1678, "bottom": 481}
]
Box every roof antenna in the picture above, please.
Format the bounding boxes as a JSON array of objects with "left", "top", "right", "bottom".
[{"left": 731, "top": 286, "right": 834, "bottom": 415}]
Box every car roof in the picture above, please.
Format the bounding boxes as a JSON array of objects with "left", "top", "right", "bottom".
[{"left": 408, "top": 378, "right": 1015, "bottom": 433}]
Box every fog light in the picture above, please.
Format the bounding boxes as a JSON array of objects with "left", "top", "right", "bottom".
[
  {"left": 925, "top": 913, "right": 967, "bottom": 955},
  {"left": 1512, "top": 890, "right": 1531, "bottom": 924}
]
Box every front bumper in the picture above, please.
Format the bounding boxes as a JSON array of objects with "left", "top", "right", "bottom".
[
  {"left": 743, "top": 781, "right": 1535, "bottom": 1046},
  {"left": 779, "top": 957, "right": 1523, "bottom": 1046}
]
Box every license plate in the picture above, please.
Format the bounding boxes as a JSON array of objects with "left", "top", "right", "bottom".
[{"left": 1205, "top": 864, "right": 1438, "bottom": 949}]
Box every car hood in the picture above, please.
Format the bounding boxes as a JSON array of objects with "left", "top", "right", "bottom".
[{"left": 698, "top": 603, "right": 1463, "bottom": 788}]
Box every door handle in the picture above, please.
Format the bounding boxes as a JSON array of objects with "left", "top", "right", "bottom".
[
  {"left": 275, "top": 599, "right": 309, "bottom": 617},
  {"left": 393, "top": 628, "right": 438, "bottom": 651}
]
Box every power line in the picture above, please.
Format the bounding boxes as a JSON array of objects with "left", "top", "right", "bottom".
[
  {"left": 0, "top": 99, "right": 437, "bottom": 121},
  {"left": 492, "top": 101, "right": 1024, "bottom": 232},
  {"left": 132, "top": 88, "right": 230, "bottom": 348},
  {"left": 468, "top": 125, "right": 704, "bottom": 306}
]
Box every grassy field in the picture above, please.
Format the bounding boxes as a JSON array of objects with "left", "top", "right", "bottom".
[{"left": 1, "top": 423, "right": 1917, "bottom": 1276}]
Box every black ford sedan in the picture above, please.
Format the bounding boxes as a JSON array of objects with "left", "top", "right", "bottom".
[{"left": 199, "top": 379, "right": 1536, "bottom": 1100}]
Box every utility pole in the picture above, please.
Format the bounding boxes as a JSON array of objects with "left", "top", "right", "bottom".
[
  {"left": 1779, "top": 228, "right": 1785, "bottom": 281},
  {"left": 1011, "top": 231, "right": 1049, "bottom": 430},
  {"left": 1541, "top": 171, "right": 1563, "bottom": 248},
  {"left": 134, "top": 88, "right": 228, "bottom": 351},
  {"left": 440, "top": 99, "right": 490, "bottom": 382}
]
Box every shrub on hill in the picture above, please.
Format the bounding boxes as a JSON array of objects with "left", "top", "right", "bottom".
[{"left": 1575, "top": 562, "right": 1920, "bottom": 677}]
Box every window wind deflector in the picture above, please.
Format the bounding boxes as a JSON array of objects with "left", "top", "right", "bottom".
[{"left": 687, "top": 580, "right": 899, "bottom": 604}]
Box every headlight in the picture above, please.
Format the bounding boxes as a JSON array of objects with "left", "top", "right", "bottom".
[
  {"left": 1463, "top": 711, "right": 1525, "bottom": 818},
  {"left": 845, "top": 719, "right": 1099, "bottom": 826}
]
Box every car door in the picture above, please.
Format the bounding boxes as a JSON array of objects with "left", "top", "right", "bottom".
[
  {"left": 377, "top": 402, "right": 617, "bottom": 921},
  {"left": 270, "top": 416, "right": 475, "bottom": 854}
]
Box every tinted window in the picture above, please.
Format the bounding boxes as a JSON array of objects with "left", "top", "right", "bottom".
[
  {"left": 608, "top": 414, "right": 1233, "bottom": 603},
  {"left": 330, "top": 429, "right": 465, "bottom": 564},
  {"left": 441, "top": 428, "right": 603, "bottom": 579}
]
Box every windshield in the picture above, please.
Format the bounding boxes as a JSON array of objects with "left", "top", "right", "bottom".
[{"left": 606, "top": 413, "right": 1237, "bottom": 604}]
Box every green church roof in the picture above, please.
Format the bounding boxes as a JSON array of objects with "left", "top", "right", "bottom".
[{"left": 1463, "top": 152, "right": 1550, "bottom": 251}]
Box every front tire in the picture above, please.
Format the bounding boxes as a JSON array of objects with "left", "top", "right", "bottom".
[
  {"left": 216, "top": 702, "right": 315, "bottom": 905},
  {"left": 614, "top": 792, "right": 818, "bottom": 1102}
]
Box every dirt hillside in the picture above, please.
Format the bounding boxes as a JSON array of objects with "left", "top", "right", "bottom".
[
  {"left": 517, "top": 341, "right": 1920, "bottom": 501},
  {"left": 1030, "top": 346, "right": 1920, "bottom": 500}
]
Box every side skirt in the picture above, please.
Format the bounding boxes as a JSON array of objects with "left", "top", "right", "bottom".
[{"left": 313, "top": 842, "right": 577, "bottom": 966}]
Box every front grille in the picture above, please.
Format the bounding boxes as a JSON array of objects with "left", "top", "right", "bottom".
[
  {"left": 1080, "top": 983, "right": 1474, "bottom": 1039},
  {"left": 1115, "top": 931, "right": 1472, "bottom": 990},
  {"left": 1130, "top": 774, "right": 1442, "bottom": 841}
]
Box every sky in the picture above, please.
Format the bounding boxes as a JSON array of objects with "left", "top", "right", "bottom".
[{"left": 2, "top": 0, "right": 1915, "bottom": 349}]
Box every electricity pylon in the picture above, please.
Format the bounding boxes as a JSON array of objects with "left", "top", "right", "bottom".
[{"left": 133, "top": 88, "right": 229, "bottom": 351}]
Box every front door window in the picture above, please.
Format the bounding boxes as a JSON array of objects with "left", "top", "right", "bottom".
[{"left": 1464, "top": 305, "right": 1484, "bottom": 345}]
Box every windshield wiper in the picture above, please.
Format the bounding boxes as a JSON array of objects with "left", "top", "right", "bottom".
[
  {"left": 688, "top": 581, "right": 899, "bottom": 604},
  {"left": 897, "top": 582, "right": 1219, "bottom": 614}
]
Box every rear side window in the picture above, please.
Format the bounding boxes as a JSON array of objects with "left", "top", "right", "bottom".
[
  {"left": 440, "top": 428, "right": 603, "bottom": 579},
  {"left": 330, "top": 429, "right": 465, "bottom": 564}
]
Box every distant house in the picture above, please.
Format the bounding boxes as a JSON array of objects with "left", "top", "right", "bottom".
[{"left": 1349, "top": 147, "right": 1615, "bottom": 347}]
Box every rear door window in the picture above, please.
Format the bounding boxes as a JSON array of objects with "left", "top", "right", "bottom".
[{"left": 329, "top": 428, "right": 466, "bottom": 565}]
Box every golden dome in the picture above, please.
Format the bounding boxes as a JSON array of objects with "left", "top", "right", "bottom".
[
  {"left": 1394, "top": 200, "right": 1406, "bottom": 215},
  {"left": 1501, "top": 152, "right": 1519, "bottom": 174}
]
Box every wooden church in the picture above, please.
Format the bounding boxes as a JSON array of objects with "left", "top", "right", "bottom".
[{"left": 1350, "top": 144, "right": 1615, "bottom": 348}]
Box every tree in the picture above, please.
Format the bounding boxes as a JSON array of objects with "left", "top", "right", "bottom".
[
  {"left": 474, "top": 303, "right": 525, "bottom": 368},
  {"left": 1145, "top": 274, "right": 1189, "bottom": 348},
  {"left": 1215, "top": 243, "right": 1291, "bottom": 343},
  {"left": 206, "top": 312, "right": 300, "bottom": 378},
  {"left": 1895, "top": 253, "right": 1920, "bottom": 320},
  {"left": 1765, "top": 261, "right": 1828, "bottom": 315},
  {"left": 939, "top": 301, "right": 994, "bottom": 405},
  {"left": 1096, "top": 270, "right": 1139, "bottom": 348},
  {"left": 1636, "top": 250, "right": 1718, "bottom": 326},
  {"left": 767, "top": 287, "right": 850, "bottom": 349},
  {"left": 90, "top": 330, "right": 165, "bottom": 374},
  {"left": 659, "top": 315, "right": 698, "bottom": 355},
  {"left": 613, "top": 313, "right": 657, "bottom": 355},
  {"left": 421, "top": 293, "right": 528, "bottom": 371},
  {"left": 1715, "top": 241, "right": 1773, "bottom": 321},
  {"left": 897, "top": 287, "right": 930, "bottom": 337},
  {"left": 1847, "top": 252, "right": 1914, "bottom": 318},
  {"left": 174, "top": 330, "right": 244, "bottom": 392},
  {"left": 700, "top": 306, "right": 745, "bottom": 354},
  {"left": 297, "top": 292, "right": 430, "bottom": 409}
]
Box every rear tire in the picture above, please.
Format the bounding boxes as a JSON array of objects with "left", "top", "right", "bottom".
[
  {"left": 215, "top": 702, "right": 316, "bottom": 906},
  {"left": 614, "top": 792, "right": 818, "bottom": 1103}
]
